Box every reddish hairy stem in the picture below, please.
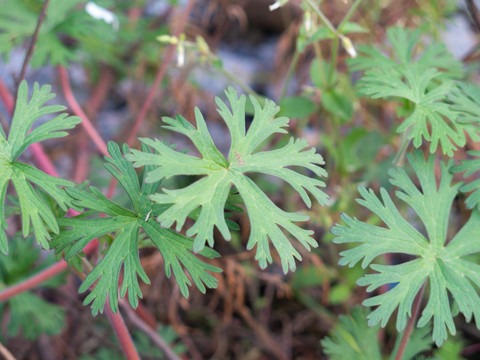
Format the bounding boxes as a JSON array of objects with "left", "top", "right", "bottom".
[
  {"left": 58, "top": 66, "right": 109, "bottom": 157},
  {"left": 0, "top": 77, "right": 14, "bottom": 112},
  {"left": 126, "top": 0, "right": 195, "bottom": 146},
  {"left": 106, "top": 306, "right": 141, "bottom": 360},
  {"left": 0, "top": 240, "right": 97, "bottom": 302},
  {"left": 394, "top": 283, "right": 426, "bottom": 360}
]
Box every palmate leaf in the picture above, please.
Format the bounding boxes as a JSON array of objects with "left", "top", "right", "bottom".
[
  {"left": 347, "top": 26, "right": 470, "bottom": 156},
  {"left": 331, "top": 151, "right": 480, "bottom": 346},
  {"left": 51, "top": 142, "right": 220, "bottom": 315},
  {"left": 127, "top": 87, "right": 328, "bottom": 273},
  {"left": 347, "top": 26, "right": 463, "bottom": 79},
  {"left": 359, "top": 64, "right": 466, "bottom": 156},
  {"left": 0, "top": 81, "right": 80, "bottom": 252}
]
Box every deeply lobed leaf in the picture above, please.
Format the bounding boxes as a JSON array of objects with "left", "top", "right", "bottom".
[
  {"left": 52, "top": 142, "right": 220, "bottom": 315},
  {"left": 331, "top": 151, "right": 480, "bottom": 345},
  {"left": 127, "top": 87, "right": 328, "bottom": 273},
  {"left": 0, "top": 81, "right": 80, "bottom": 252},
  {"left": 348, "top": 26, "right": 471, "bottom": 156}
]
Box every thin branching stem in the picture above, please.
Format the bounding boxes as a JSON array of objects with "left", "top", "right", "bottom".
[
  {"left": 126, "top": 0, "right": 195, "bottom": 146},
  {"left": 106, "top": 306, "right": 141, "bottom": 360},
  {"left": 16, "top": 0, "right": 50, "bottom": 94},
  {"left": 393, "top": 126, "right": 412, "bottom": 167},
  {"left": 280, "top": 48, "right": 300, "bottom": 99},
  {"left": 394, "top": 283, "right": 426, "bottom": 360},
  {"left": 338, "top": 0, "right": 362, "bottom": 27}
]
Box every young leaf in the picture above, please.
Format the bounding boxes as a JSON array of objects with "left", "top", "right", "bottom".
[
  {"left": 127, "top": 87, "right": 328, "bottom": 273},
  {"left": 359, "top": 64, "right": 466, "bottom": 156},
  {"left": 51, "top": 142, "right": 220, "bottom": 315},
  {"left": 347, "top": 26, "right": 463, "bottom": 79},
  {"left": 347, "top": 26, "right": 470, "bottom": 156},
  {"left": 331, "top": 151, "right": 480, "bottom": 346},
  {"left": 0, "top": 81, "right": 80, "bottom": 252}
]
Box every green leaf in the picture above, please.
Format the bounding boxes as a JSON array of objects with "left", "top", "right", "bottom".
[
  {"left": 321, "top": 306, "right": 434, "bottom": 360},
  {"left": 1, "top": 291, "right": 66, "bottom": 340},
  {"left": 0, "top": 0, "right": 115, "bottom": 67},
  {"left": 52, "top": 142, "right": 220, "bottom": 315},
  {"left": 449, "top": 82, "right": 480, "bottom": 142},
  {"left": 348, "top": 26, "right": 463, "bottom": 79},
  {"left": 331, "top": 151, "right": 480, "bottom": 346},
  {"left": 278, "top": 96, "right": 317, "bottom": 118},
  {"left": 0, "top": 81, "right": 80, "bottom": 252},
  {"left": 321, "top": 89, "right": 353, "bottom": 123},
  {"left": 358, "top": 64, "right": 465, "bottom": 156},
  {"left": 452, "top": 150, "right": 480, "bottom": 209},
  {"left": 347, "top": 26, "right": 468, "bottom": 155},
  {"left": 127, "top": 87, "right": 328, "bottom": 273},
  {"left": 321, "top": 306, "right": 382, "bottom": 360}
]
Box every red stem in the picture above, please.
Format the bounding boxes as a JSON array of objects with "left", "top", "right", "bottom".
[
  {"left": 58, "top": 66, "right": 109, "bottom": 157},
  {"left": 394, "top": 283, "right": 426, "bottom": 360},
  {"left": 0, "top": 240, "right": 97, "bottom": 302},
  {"left": 0, "top": 77, "right": 14, "bottom": 112},
  {"left": 106, "top": 305, "right": 141, "bottom": 360}
]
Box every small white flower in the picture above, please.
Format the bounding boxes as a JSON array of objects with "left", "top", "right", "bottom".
[{"left": 85, "top": 2, "right": 119, "bottom": 31}]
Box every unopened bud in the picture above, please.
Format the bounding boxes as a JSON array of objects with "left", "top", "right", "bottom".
[{"left": 341, "top": 36, "right": 357, "bottom": 58}]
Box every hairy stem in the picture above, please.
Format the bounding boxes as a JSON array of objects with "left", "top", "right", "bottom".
[
  {"left": 394, "top": 283, "right": 426, "bottom": 360},
  {"left": 106, "top": 306, "right": 141, "bottom": 360},
  {"left": 16, "top": 0, "right": 50, "bottom": 93},
  {"left": 0, "top": 240, "right": 97, "bottom": 302}
]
